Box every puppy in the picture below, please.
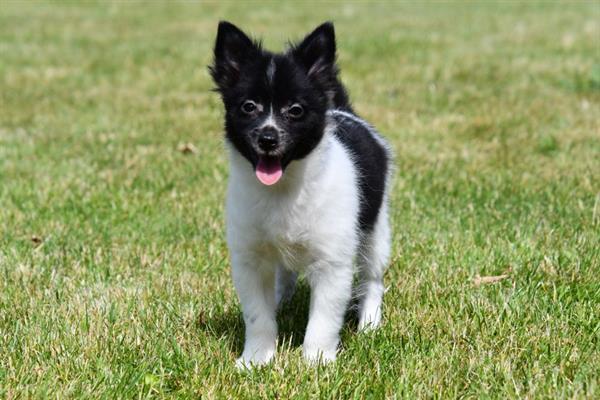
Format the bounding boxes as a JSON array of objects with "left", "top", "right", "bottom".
[{"left": 210, "top": 21, "right": 392, "bottom": 367}]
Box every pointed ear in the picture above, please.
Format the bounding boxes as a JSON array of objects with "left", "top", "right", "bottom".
[
  {"left": 291, "top": 22, "right": 337, "bottom": 79},
  {"left": 210, "top": 21, "right": 260, "bottom": 90}
]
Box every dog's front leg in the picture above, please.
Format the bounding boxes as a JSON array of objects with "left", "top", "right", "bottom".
[
  {"left": 303, "top": 260, "right": 354, "bottom": 363},
  {"left": 231, "top": 252, "right": 277, "bottom": 368}
]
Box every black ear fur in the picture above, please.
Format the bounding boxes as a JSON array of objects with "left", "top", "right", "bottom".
[
  {"left": 291, "top": 22, "right": 337, "bottom": 80},
  {"left": 210, "top": 21, "right": 261, "bottom": 90}
]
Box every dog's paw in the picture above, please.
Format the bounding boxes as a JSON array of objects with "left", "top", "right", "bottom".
[
  {"left": 302, "top": 345, "right": 337, "bottom": 365},
  {"left": 357, "top": 315, "right": 381, "bottom": 332},
  {"left": 235, "top": 348, "right": 275, "bottom": 370},
  {"left": 358, "top": 304, "right": 382, "bottom": 332},
  {"left": 235, "top": 357, "right": 265, "bottom": 371},
  {"left": 235, "top": 357, "right": 255, "bottom": 371}
]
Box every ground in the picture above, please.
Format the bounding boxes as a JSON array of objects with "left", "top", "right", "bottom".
[{"left": 0, "top": 1, "right": 599, "bottom": 398}]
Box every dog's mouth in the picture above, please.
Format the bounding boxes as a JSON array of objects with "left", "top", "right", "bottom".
[{"left": 255, "top": 155, "right": 283, "bottom": 186}]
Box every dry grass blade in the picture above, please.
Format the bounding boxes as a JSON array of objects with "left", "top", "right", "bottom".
[
  {"left": 473, "top": 274, "right": 510, "bottom": 286},
  {"left": 177, "top": 143, "right": 199, "bottom": 155}
]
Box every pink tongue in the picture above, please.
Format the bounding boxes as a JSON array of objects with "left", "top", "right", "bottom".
[{"left": 255, "top": 157, "right": 283, "bottom": 185}]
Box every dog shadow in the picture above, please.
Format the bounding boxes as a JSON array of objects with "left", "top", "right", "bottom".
[{"left": 197, "top": 281, "right": 359, "bottom": 357}]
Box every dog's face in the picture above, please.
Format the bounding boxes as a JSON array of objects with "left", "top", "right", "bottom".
[{"left": 210, "top": 22, "right": 339, "bottom": 185}]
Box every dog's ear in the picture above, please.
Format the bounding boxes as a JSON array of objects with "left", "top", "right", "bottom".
[
  {"left": 210, "top": 21, "right": 260, "bottom": 90},
  {"left": 291, "top": 22, "right": 337, "bottom": 81}
]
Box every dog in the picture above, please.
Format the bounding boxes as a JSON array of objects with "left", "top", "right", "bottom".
[{"left": 210, "top": 21, "right": 392, "bottom": 367}]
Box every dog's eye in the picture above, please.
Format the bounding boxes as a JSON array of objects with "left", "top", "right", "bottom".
[
  {"left": 287, "top": 104, "right": 304, "bottom": 119},
  {"left": 241, "top": 100, "right": 258, "bottom": 115}
]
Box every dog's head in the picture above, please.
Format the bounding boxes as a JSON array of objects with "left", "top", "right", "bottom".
[{"left": 210, "top": 21, "right": 343, "bottom": 185}]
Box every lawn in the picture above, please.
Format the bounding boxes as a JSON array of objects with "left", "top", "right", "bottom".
[{"left": 1, "top": 1, "right": 599, "bottom": 398}]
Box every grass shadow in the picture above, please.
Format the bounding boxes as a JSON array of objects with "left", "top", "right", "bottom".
[
  {"left": 276, "top": 280, "right": 361, "bottom": 348},
  {"left": 277, "top": 282, "right": 311, "bottom": 348},
  {"left": 198, "top": 279, "right": 361, "bottom": 358},
  {"left": 196, "top": 303, "right": 245, "bottom": 357}
]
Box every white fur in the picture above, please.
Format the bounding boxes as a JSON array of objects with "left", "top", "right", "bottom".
[
  {"left": 227, "top": 116, "right": 391, "bottom": 368},
  {"left": 259, "top": 106, "right": 280, "bottom": 131},
  {"left": 266, "top": 58, "right": 276, "bottom": 85}
]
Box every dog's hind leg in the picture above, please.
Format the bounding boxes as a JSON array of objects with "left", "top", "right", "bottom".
[
  {"left": 275, "top": 265, "right": 297, "bottom": 308},
  {"left": 356, "top": 204, "right": 391, "bottom": 331}
]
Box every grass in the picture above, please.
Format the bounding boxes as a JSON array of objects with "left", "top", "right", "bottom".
[{"left": 0, "top": 0, "right": 599, "bottom": 398}]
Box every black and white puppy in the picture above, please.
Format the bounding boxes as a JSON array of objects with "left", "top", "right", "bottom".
[{"left": 210, "top": 21, "right": 392, "bottom": 367}]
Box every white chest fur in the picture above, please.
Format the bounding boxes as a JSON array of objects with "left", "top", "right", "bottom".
[{"left": 225, "top": 128, "right": 360, "bottom": 272}]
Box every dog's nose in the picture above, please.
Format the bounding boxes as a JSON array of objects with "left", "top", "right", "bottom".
[{"left": 257, "top": 129, "right": 279, "bottom": 152}]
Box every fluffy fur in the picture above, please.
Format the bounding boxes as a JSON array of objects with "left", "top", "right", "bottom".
[{"left": 210, "top": 21, "right": 392, "bottom": 367}]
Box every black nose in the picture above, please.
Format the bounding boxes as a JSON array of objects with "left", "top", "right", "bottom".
[{"left": 257, "top": 129, "right": 279, "bottom": 151}]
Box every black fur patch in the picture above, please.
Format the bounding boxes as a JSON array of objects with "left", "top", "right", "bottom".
[
  {"left": 210, "top": 21, "right": 351, "bottom": 171},
  {"left": 330, "top": 112, "right": 389, "bottom": 231}
]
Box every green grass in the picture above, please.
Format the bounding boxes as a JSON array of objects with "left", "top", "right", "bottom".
[{"left": 1, "top": 1, "right": 599, "bottom": 398}]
